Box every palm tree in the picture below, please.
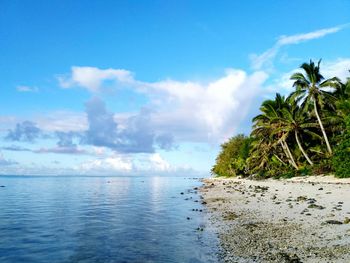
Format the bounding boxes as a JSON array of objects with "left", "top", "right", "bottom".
[
  {"left": 252, "top": 94, "right": 298, "bottom": 169},
  {"left": 277, "top": 98, "right": 319, "bottom": 166},
  {"left": 290, "top": 59, "right": 340, "bottom": 155}
]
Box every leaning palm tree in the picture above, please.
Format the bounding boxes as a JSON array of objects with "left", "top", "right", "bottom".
[
  {"left": 290, "top": 60, "right": 340, "bottom": 155},
  {"left": 252, "top": 94, "right": 298, "bottom": 169},
  {"left": 276, "top": 98, "right": 320, "bottom": 166}
]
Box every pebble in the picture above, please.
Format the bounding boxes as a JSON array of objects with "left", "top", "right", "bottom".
[{"left": 325, "top": 220, "right": 343, "bottom": 225}]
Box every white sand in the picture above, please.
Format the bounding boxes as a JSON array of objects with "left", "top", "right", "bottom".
[{"left": 201, "top": 176, "right": 350, "bottom": 262}]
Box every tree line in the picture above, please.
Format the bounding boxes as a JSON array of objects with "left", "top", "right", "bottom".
[{"left": 212, "top": 60, "right": 350, "bottom": 178}]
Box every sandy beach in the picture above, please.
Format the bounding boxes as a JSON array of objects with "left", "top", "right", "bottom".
[{"left": 201, "top": 176, "right": 350, "bottom": 262}]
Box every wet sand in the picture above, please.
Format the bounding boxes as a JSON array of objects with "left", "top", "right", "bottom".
[{"left": 201, "top": 176, "right": 350, "bottom": 262}]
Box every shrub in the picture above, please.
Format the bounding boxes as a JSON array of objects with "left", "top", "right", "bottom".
[
  {"left": 312, "top": 158, "right": 333, "bottom": 175},
  {"left": 333, "top": 116, "right": 350, "bottom": 178},
  {"left": 211, "top": 134, "right": 252, "bottom": 177}
]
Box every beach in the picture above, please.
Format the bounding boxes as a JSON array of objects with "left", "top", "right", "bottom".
[{"left": 201, "top": 176, "right": 350, "bottom": 262}]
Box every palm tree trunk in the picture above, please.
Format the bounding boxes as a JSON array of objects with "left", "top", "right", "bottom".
[
  {"left": 274, "top": 154, "right": 286, "bottom": 165},
  {"left": 279, "top": 141, "right": 292, "bottom": 166},
  {"left": 279, "top": 140, "right": 298, "bottom": 169},
  {"left": 295, "top": 130, "right": 313, "bottom": 166},
  {"left": 284, "top": 140, "right": 298, "bottom": 169},
  {"left": 313, "top": 99, "right": 332, "bottom": 154}
]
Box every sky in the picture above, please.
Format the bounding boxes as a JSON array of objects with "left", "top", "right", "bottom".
[{"left": 1, "top": 0, "right": 350, "bottom": 176}]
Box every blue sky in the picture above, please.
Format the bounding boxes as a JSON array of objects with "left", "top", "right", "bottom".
[{"left": 1, "top": 0, "right": 350, "bottom": 175}]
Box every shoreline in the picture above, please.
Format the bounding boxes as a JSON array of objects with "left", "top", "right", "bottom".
[{"left": 200, "top": 175, "right": 350, "bottom": 262}]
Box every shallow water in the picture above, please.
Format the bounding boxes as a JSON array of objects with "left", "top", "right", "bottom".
[{"left": 0, "top": 176, "right": 218, "bottom": 263}]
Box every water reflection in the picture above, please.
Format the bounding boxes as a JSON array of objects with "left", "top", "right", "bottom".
[{"left": 0, "top": 176, "right": 218, "bottom": 263}]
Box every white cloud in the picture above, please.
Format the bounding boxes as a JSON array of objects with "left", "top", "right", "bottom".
[
  {"left": 277, "top": 27, "right": 341, "bottom": 46},
  {"left": 0, "top": 152, "right": 192, "bottom": 176},
  {"left": 149, "top": 153, "right": 171, "bottom": 172},
  {"left": 77, "top": 153, "right": 172, "bottom": 174},
  {"left": 251, "top": 25, "right": 345, "bottom": 70},
  {"left": 59, "top": 66, "right": 268, "bottom": 144},
  {"left": 147, "top": 69, "right": 268, "bottom": 142},
  {"left": 79, "top": 155, "right": 133, "bottom": 172},
  {"left": 322, "top": 58, "right": 350, "bottom": 81},
  {"left": 16, "top": 85, "right": 39, "bottom": 92},
  {"left": 58, "top": 66, "right": 134, "bottom": 92}
]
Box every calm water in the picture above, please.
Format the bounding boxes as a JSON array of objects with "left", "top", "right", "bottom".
[{"left": 0, "top": 176, "right": 218, "bottom": 263}]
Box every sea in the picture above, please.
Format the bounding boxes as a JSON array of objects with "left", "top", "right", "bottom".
[{"left": 0, "top": 176, "right": 219, "bottom": 263}]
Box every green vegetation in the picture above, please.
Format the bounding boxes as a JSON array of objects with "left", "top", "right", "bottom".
[
  {"left": 212, "top": 60, "right": 350, "bottom": 178},
  {"left": 333, "top": 115, "right": 350, "bottom": 178},
  {"left": 211, "top": 134, "right": 252, "bottom": 177}
]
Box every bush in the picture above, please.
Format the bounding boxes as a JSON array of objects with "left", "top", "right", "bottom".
[
  {"left": 211, "top": 134, "right": 252, "bottom": 177},
  {"left": 333, "top": 116, "right": 350, "bottom": 178},
  {"left": 312, "top": 158, "right": 333, "bottom": 175}
]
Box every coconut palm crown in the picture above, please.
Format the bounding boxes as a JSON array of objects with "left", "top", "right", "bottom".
[{"left": 290, "top": 59, "right": 340, "bottom": 155}]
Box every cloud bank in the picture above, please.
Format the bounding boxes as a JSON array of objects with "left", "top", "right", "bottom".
[{"left": 60, "top": 67, "right": 268, "bottom": 145}]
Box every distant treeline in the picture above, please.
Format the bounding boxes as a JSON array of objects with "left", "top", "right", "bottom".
[{"left": 212, "top": 60, "right": 350, "bottom": 178}]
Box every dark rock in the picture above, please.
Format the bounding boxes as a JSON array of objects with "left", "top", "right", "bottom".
[
  {"left": 308, "top": 204, "right": 325, "bottom": 210},
  {"left": 318, "top": 187, "right": 323, "bottom": 190},
  {"left": 296, "top": 196, "right": 307, "bottom": 202},
  {"left": 272, "top": 252, "right": 302, "bottom": 263},
  {"left": 325, "top": 220, "right": 343, "bottom": 225},
  {"left": 307, "top": 198, "right": 317, "bottom": 204},
  {"left": 254, "top": 185, "right": 269, "bottom": 192}
]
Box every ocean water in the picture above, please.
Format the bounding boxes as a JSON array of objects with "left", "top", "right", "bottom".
[{"left": 0, "top": 176, "right": 218, "bottom": 263}]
